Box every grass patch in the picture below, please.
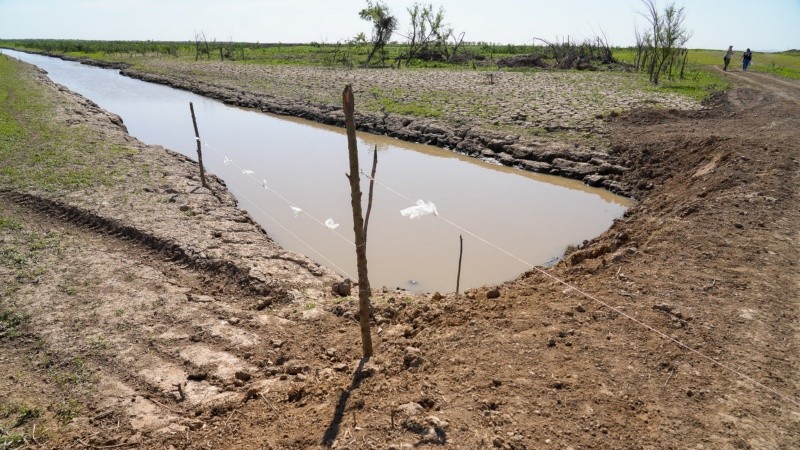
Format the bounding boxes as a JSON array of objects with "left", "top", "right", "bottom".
[
  {"left": 614, "top": 49, "right": 730, "bottom": 101},
  {"left": 0, "top": 216, "right": 24, "bottom": 230},
  {"left": 684, "top": 48, "right": 800, "bottom": 79},
  {"left": 367, "top": 87, "right": 445, "bottom": 118},
  {"left": 646, "top": 64, "right": 729, "bottom": 101},
  {"left": 0, "top": 309, "right": 30, "bottom": 340},
  {"left": 51, "top": 357, "right": 93, "bottom": 387},
  {"left": 51, "top": 399, "right": 82, "bottom": 425},
  {"left": 0, "top": 55, "right": 137, "bottom": 191}
]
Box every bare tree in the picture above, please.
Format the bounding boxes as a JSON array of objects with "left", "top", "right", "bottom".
[
  {"left": 359, "top": 0, "right": 397, "bottom": 66},
  {"left": 633, "top": 26, "right": 652, "bottom": 71},
  {"left": 637, "top": 0, "right": 691, "bottom": 84},
  {"left": 639, "top": 0, "right": 662, "bottom": 83},
  {"left": 194, "top": 30, "right": 211, "bottom": 61},
  {"left": 402, "top": 3, "right": 464, "bottom": 63}
]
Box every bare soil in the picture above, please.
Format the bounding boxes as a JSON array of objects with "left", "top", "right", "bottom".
[{"left": 1, "top": 61, "right": 798, "bottom": 450}]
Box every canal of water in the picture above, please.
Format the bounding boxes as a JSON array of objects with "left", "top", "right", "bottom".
[{"left": 2, "top": 49, "right": 631, "bottom": 293}]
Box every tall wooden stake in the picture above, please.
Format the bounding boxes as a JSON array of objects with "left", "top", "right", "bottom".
[
  {"left": 189, "top": 102, "right": 208, "bottom": 188},
  {"left": 343, "top": 85, "right": 373, "bottom": 357},
  {"left": 456, "top": 234, "right": 464, "bottom": 295}
]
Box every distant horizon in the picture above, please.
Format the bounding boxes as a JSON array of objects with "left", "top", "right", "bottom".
[
  {"left": 1, "top": 0, "right": 798, "bottom": 53},
  {"left": 0, "top": 37, "right": 795, "bottom": 54}
]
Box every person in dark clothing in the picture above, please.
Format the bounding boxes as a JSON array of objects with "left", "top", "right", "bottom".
[
  {"left": 723, "top": 45, "right": 734, "bottom": 71},
  {"left": 742, "top": 48, "right": 753, "bottom": 71}
]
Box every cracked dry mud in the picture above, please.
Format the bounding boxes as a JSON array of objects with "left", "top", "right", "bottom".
[{"left": 1, "top": 58, "right": 798, "bottom": 449}]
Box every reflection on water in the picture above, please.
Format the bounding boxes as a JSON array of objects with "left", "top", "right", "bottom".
[{"left": 2, "top": 49, "right": 632, "bottom": 293}]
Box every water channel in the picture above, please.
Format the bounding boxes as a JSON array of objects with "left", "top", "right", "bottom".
[{"left": 2, "top": 49, "right": 632, "bottom": 293}]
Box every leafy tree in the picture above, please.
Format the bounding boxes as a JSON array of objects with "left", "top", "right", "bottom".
[{"left": 359, "top": 1, "right": 397, "bottom": 65}]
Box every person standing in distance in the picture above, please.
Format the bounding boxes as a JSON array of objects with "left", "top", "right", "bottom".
[
  {"left": 723, "top": 45, "right": 734, "bottom": 71},
  {"left": 742, "top": 48, "right": 753, "bottom": 71}
]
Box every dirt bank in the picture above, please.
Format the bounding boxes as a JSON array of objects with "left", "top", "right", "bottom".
[{"left": 1, "top": 57, "right": 798, "bottom": 449}]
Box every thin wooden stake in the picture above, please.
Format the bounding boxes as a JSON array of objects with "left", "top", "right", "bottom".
[
  {"left": 343, "top": 84, "right": 373, "bottom": 358},
  {"left": 456, "top": 234, "right": 464, "bottom": 295},
  {"left": 189, "top": 102, "right": 208, "bottom": 188},
  {"left": 363, "top": 145, "right": 378, "bottom": 245}
]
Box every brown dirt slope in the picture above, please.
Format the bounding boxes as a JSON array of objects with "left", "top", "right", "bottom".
[{"left": 1, "top": 63, "right": 798, "bottom": 449}]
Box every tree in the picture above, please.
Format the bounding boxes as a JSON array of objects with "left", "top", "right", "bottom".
[
  {"left": 637, "top": 0, "right": 691, "bottom": 84},
  {"left": 194, "top": 30, "right": 210, "bottom": 61},
  {"left": 403, "top": 3, "right": 464, "bottom": 63},
  {"left": 359, "top": 1, "right": 397, "bottom": 66}
]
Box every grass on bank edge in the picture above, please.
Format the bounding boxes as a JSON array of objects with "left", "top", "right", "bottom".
[{"left": 0, "top": 54, "right": 138, "bottom": 192}]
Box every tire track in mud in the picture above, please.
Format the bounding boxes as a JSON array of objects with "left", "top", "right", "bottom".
[
  {"left": 1, "top": 189, "right": 289, "bottom": 300},
  {"left": 0, "top": 194, "right": 333, "bottom": 439}
]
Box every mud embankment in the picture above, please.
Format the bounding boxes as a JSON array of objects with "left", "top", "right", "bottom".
[
  {"left": 120, "top": 69, "right": 633, "bottom": 196},
  {"left": 16, "top": 49, "right": 634, "bottom": 197},
  {"left": 7, "top": 60, "right": 339, "bottom": 303}
]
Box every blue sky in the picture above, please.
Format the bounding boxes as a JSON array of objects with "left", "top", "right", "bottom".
[{"left": 0, "top": 0, "right": 797, "bottom": 51}]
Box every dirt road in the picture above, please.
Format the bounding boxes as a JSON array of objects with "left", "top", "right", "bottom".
[{"left": 1, "top": 60, "right": 798, "bottom": 449}]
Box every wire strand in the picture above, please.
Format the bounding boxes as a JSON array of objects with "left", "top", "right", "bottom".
[
  {"left": 225, "top": 183, "right": 356, "bottom": 280},
  {"left": 361, "top": 171, "right": 800, "bottom": 409},
  {"left": 201, "top": 140, "right": 356, "bottom": 248}
]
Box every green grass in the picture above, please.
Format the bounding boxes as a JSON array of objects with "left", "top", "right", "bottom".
[
  {"left": 0, "top": 309, "right": 30, "bottom": 340},
  {"left": 0, "top": 55, "right": 139, "bottom": 191},
  {"left": 0, "top": 39, "right": 548, "bottom": 68},
  {"left": 0, "top": 402, "right": 49, "bottom": 449},
  {"left": 614, "top": 48, "right": 731, "bottom": 100},
  {"left": 368, "top": 87, "right": 445, "bottom": 118},
  {"left": 681, "top": 48, "right": 800, "bottom": 79},
  {"left": 6, "top": 39, "right": 799, "bottom": 80},
  {"left": 0, "top": 216, "right": 24, "bottom": 230},
  {"left": 52, "top": 399, "right": 82, "bottom": 425}
]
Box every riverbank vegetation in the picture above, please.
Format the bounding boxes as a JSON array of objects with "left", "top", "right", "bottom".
[
  {"left": 0, "top": 55, "right": 137, "bottom": 191},
  {"left": 2, "top": 37, "right": 797, "bottom": 107}
]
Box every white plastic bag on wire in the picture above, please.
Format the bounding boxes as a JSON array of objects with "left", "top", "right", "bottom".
[
  {"left": 400, "top": 199, "right": 438, "bottom": 219},
  {"left": 325, "top": 218, "right": 340, "bottom": 230}
]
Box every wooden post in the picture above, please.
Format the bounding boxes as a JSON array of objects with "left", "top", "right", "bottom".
[
  {"left": 189, "top": 102, "right": 208, "bottom": 188},
  {"left": 343, "top": 85, "right": 373, "bottom": 358},
  {"left": 456, "top": 234, "right": 464, "bottom": 295}
]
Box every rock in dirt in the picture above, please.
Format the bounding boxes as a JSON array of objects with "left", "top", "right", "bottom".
[
  {"left": 332, "top": 279, "right": 352, "bottom": 297},
  {"left": 653, "top": 303, "right": 674, "bottom": 314},
  {"left": 426, "top": 415, "right": 449, "bottom": 429},
  {"left": 284, "top": 360, "right": 308, "bottom": 375},
  {"left": 234, "top": 371, "right": 252, "bottom": 382},
  {"left": 396, "top": 402, "right": 424, "bottom": 416},
  {"left": 286, "top": 385, "right": 305, "bottom": 402},
  {"left": 403, "top": 347, "right": 424, "bottom": 369},
  {"left": 486, "top": 288, "right": 501, "bottom": 299}
]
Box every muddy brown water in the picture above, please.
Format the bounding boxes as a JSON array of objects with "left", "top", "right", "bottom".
[{"left": 2, "top": 49, "right": 631, "bottom": 293}]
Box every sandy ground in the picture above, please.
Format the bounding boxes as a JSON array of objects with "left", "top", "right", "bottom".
[{"left": 1, "top": 59, "right": 798, "bottom": 449}]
